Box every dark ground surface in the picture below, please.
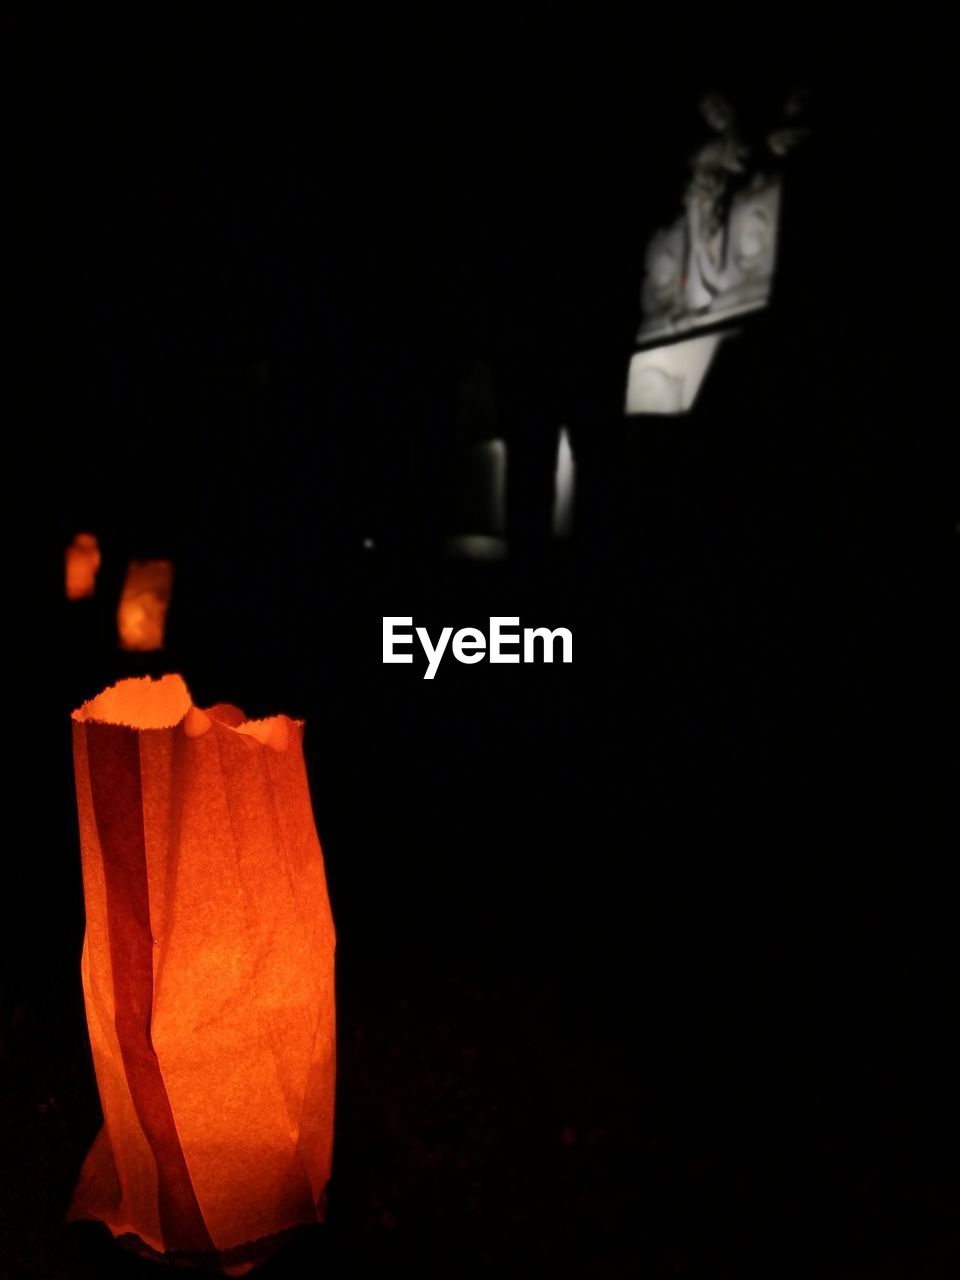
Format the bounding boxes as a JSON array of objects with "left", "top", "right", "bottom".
[
  {"left": 1, "top": 496, "right": 948, "bottom": 1279},
  {"left": 1, "top": 29, "right": 947, "bottom": 1279}
]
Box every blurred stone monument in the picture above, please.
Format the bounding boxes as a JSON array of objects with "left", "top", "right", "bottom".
[{"left": 627, "top": 89, "right": 810, "bottom": 415}]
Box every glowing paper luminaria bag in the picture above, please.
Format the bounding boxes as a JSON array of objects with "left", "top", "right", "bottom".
[
  {"left": 117, "top": 559, "right": 173, "bottom": 651},
  {"left": 69, "top": 674, "right": 336, "bottom": 1268},
  {"left": 65, "top": 533, "right": 101, "bottom": 601}
]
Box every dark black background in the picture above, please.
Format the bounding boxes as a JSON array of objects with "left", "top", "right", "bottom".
[{"left": 2, "top": 18, "right": 941, "bottom": 1279}]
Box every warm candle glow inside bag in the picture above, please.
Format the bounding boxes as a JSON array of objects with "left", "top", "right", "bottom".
[{"left": 69, "top": 675, "right": 336, "bottom": 1267}]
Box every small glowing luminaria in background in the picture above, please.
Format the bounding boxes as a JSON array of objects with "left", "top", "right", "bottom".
[
  {"left": 362, "top": 537, "right": 375, "bottom": 550},
  {"left": 65, "top": 533, "right": 101, "bottom": 600},
  {"left": 625, "top": 333, "right": 726, "bottom": 415},
  {"left": 551, "top": 426, "right": 575, "bottom": 539},
  {"left": 117, "top": 559, "right": 174, "bottom": 651}
]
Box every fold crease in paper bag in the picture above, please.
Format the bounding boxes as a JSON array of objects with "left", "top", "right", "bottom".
[{"left": 69, "top": 674, "right": 336, "bottom": 1263}]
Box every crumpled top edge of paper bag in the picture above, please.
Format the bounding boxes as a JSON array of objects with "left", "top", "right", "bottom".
[{"left": 72, "top": 674, "right": 303, "bottom": 750}]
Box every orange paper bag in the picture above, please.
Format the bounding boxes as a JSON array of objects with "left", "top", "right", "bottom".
[{"left": 69, "top": 675, "right": 336, "bottom": 1266}]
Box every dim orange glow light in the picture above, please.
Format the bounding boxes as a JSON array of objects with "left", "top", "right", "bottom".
[
  {"left": 117, "top": 559, "right": 173, "bottom": 651},
  {"left": 65, "top": 533, "right": 101, "bottom": 600},
  {"left": 69, "top": 675, "right": 336, "bottom": 1268}
]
